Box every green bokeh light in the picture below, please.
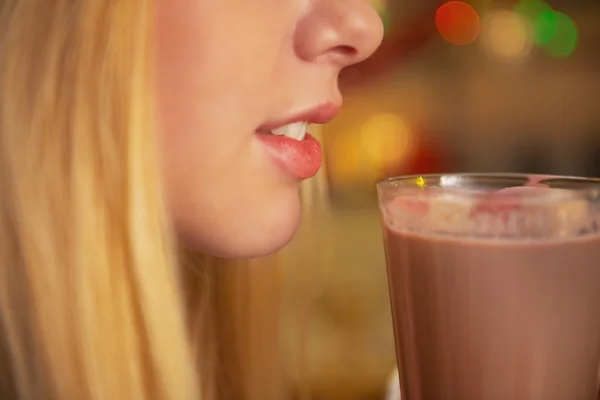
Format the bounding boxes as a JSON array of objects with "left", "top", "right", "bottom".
[
  {"left": 513, "top": 0, "right": 552, "bottom": 23},
  {"left": 373, "top": 2, "right": 391, "bottom": 36},
  {"left": 380, "top": 10, "right": 391, "bottom": 36},
  {"left": 534, "top": 11, "right": 558, "bottom": 45},
  {"left": 538, "top": 12, "right": 578, "bottom": 57},
  {"left": 514, "top": 0, "right": 578, "bottom": 58}
]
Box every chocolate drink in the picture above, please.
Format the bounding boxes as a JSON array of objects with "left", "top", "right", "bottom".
[{"left": 379, "top": 178, "right": 600, "bottom": 400}]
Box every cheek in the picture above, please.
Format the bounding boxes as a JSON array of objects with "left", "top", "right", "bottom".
[
  {"left": 159, "top": 101, "right": 305, "bottom": 258},
  {"left": 156, "top": 0, "right": 307, "bottom": 258}
]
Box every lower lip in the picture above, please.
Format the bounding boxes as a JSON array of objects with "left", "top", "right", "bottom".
[{"left": 256, "top": 132, "right": 323, "bottom": 179}]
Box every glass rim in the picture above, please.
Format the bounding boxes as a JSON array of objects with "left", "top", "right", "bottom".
[{"left": 377, "top": 173, "right": 600, "bottom": 200}]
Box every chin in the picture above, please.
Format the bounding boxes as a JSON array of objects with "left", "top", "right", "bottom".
[
  {"left": 217, "top": 217, "right": 301, "bottom": 259},
  {"left": 179, "top": 190, "right": 303, "bottom": 259}
]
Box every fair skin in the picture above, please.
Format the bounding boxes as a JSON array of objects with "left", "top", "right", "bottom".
[{"left": 158, "top": 0, "right": 383, "bottom": 258}]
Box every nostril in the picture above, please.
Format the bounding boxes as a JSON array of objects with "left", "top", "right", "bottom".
[{"left": 332, "top": 45, "right": 358, "bottom": 59}]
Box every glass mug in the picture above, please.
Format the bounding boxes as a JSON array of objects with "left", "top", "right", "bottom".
[{"left": 378, "top": 174, "right": 600, "bottom": 400}]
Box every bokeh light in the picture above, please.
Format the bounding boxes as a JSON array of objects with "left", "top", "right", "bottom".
[
  {"left": 535, "top": 11, "right": 578, "bottom": 57},
  {"left": 534, "top": 10, "right": 558, "bottom": 45},
  {"left": 328, "top": 134, "right": 361, "bottom": 187},
  {"left": 436, "top": 1, "right": 481, "bottom": 46},
  {"left": 360, "top": 113, "right": 413, "bottom": 173},
  {"left": 372, "top": 0, "right": 391, "bottom": 35},
  {"left": 513, "top": 0, "right": 553, "bottom": 24},
  {"left": 482, "top": 10, "right": 533, "bottom": 61},
  {"left": 513, "top": 0, "right": 578, "bottom": 57},
  {"left": 327, "top": 113, "right": 414, "bottom": 187}
]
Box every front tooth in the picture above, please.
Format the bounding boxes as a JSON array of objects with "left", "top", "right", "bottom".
[{"left": 272, "top": 121, "right": 308, "bottom": 141}]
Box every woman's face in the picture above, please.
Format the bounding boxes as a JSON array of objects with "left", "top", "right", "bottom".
[{"left": 158, "top": 0, "right": 383, "bottom": 258}]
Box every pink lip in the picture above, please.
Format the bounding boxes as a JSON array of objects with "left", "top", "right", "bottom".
[
  {"left": 256, "top": 133, "right": 322, "bottom": 179},
  {"left": 257, "top": 102, "right": 341, "bottom": 131},
  {"left": 256, "top": 103, "right": 340, "bottom": 180}
]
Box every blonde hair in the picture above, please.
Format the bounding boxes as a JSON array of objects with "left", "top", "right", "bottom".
[{"left": 0, "top": 1, "right": 282, "bottom": 399}]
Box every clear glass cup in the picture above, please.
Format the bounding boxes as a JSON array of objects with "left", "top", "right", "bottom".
[{"left": 377, "top": 173, "right": 600, "bottom": 400}]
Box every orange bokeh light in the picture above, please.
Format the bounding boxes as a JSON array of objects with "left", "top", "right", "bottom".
[{"left": 436, "top": 1, "right": 481, "bottom": 45}]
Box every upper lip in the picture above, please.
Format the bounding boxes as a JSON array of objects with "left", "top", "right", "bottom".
[{"left": 257, "top": 102, "right": 342, "bottom": 132}]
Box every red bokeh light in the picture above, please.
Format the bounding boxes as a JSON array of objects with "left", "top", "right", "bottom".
[{"left": 435, "top": 1, "right": 481, "bottom": 45}]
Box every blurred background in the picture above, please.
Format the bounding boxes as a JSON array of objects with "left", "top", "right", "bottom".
[{"left": 278, "top": 0, "right": 600, "bottom": 399}]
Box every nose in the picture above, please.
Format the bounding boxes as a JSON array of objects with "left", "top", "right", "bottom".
[{"left": 294, "top": 0, "right": 384, "bottom": 68}]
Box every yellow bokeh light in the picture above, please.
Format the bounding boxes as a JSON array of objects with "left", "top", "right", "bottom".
[
  {"left": 482, "top": 10, "right": 533, "bottom": 60},
  {"left": 328, "top": 135, "right": 360, "bottom": 186},
  {"left": 327, "top": 113, "right": 413, "bottom": 187},
  {"left": 360, "top": 113, "right": 413, "bottom": 171}
]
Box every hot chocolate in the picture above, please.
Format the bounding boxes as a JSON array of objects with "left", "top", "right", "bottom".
[{"left": 378, "top": 175, "right": 600, "bottom": 400}]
